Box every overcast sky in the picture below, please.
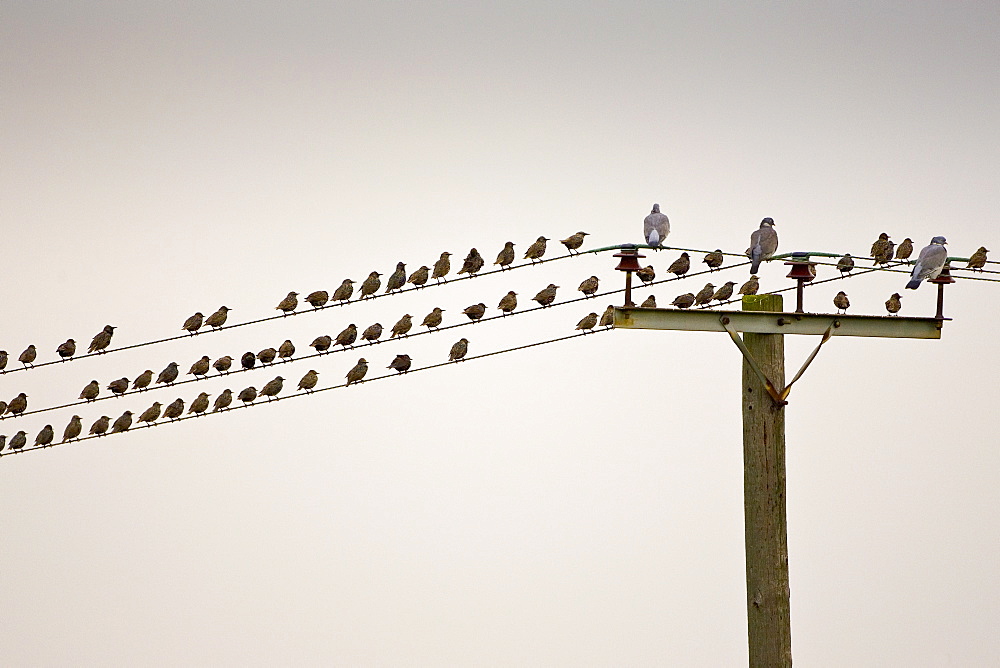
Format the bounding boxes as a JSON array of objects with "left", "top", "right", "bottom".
[{"left": 2, "top": 2, "right": 999, "bottom": 666}]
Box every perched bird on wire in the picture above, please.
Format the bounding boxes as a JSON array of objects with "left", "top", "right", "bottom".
[
  {"left": 213, "top": 389, "right": 233, "bottom": 412},
  {"left": 523, "top": 236, "right": 549, "bottom": 263},
  {"left": 640, "top": 295, "right": 657, "bottom": 308},
  {"left": 561, "top": 232, "right": 589, "bottom": 255},
  {"left": 576, "top": 312, "right": 598, "bottom": 333},
  {"left": 9, "top": 431, "right": 26, "bottom": 450},
  {"left": 967, "top": 246, "right": 990, "bottom": 271},
  {"left": 578, "top": 275, "right": 599, "bottom": 297},
  {"left": 671, "top": 293, "right": 696, "bottom": 309},
  {"left": 62, "top": 415, "right": 82, "bottom": 442},
  {"left": 694, "top": 283, "right": 716, "bottom": 306},
  {"left": 712, "top": 281, "right": 737, "bottom": 303},
  {"left": 56, "top": 339, "right": 76, "bottom": 361},
  {"left": 0, "top": 350, "right": 7, "bottom": 371},
  {"left": 497, "top": 292, "right": 518, "bottom": 316},
  {"left": 387, "top": 355, "right": 412, "bottom": 374},
  {"left": 833, "top": 291, "right": 850, "bottom": 314},
  {"left": 310, "top": 335, "right": 332, "bottom": 354},
  {"left": 34, "top": 425, "right": 54, "bottom": 448},
  {"left": 905, "top": 236, "right": 948, "bottom": 289},
  {"left": 88, "top": 325, "right": 115, "bottom": 354},
  {"left": 870, "top": 233, "right": 894, "bottom": 265},
  {"left": 238, "top": 387, "right": 257, "bottom": 405},
  {"left": 422, "top": 307, "right": 445, "bottom": 330},
  {"left": 703, "top": 250, "right": 724, "bottom": 271},
  {"left": 138, "top": 402, "right": 162, "bottom": 425},
  {"left": 449, "top": 338, "right": 469, "bottom": 362},
  {"left": 163, "top": 398, "right": 185, "bottom": 420},
  {"left": 494, "top": 242, "right": 516, "bottom": 269},
  {"left": 837, "top": 254, "right": 855, "bottom": 274},
  {"left": 407, "top": 266, "right": 430, "bottom": 288},
  {"left": 213, "top": 356, "right": 233, "bottom": 374},
  {"left": 346, "top": 358, "right": 368, "bottom": 385},
  {"left": 747, "top": 218, "right": 778, "bottom": 274},
  {"left": 258, "top": 347, "right": 277, "bottom": 365},
  {"left": 462, "top": 303, "right": 486, "bottom": 322},
  {"left": 362, "top": 323, "right": 384, "bottom": 342},
  {"left": 278, "top": 340, "right": 295, "bottom": 361},
  {"left": 432, "top": 252, "right": 452, "bottom": 283},
  {"left": 895, "top": 238, "right": 914, "bottom": 261},
  {"left": 885, "top": 293, "right": 902, "bottom": 316},
  {"left": 188, "top": 355, "right": 211, "bottom": 377},
  {"left": 335, "top": 324, "right": 358, "bottom": 348},
  {"left": 242, "top": 351, "right": 257, "bottom": 369},
  {"left": 359, "top": 272, "right": 382, "bottom": 299},
  {"left": 6, "top": 393, "right": 27, "bottom": 415},
  {"left": 458, "top": 248, "right": 485, "bottom": 276},
  {"left": 0, "top": 435, "right": 4, "bottom": 451},
  {"left": 667, "top": 252, "right": 690, "bottom": 277},
  {"left": 18, "top": 345, "right": 36, "bottom": 368},
  {"left": 643, "top": 204, "right": 670, "bottom": 247},
  {"left": 108, "top": 377, "right": 129, "bottom": 396},
  {"left": 189, "top": 392, "right": 211, "bottom": 415},
  {"left": 0, "top": 400, "right": 5, "bottom": 415},
  {"left": 305, "top": 290, "right": 329, "bottom": 308},
  {"left": 156, "top": 362, "right": 179, "bottom": 385},
  {"left": 205, "top": 306, "right": 231, "bottom": 329},
  {"left": 332, "top": 279, "right": 355, "bottom": 303},
  {"left": 182, "top": 312, "right": 204, "bottom": 334},
  {"left": 739, "top": 275, "right": 760, "bottom": 296},
  {"left": 132, "top": 370, "right": 153, "bottom": 391},
  {"left": 79, "top": 380, "right": 100, "bottom": 402},
  {"left": 390, "top": 315, "right": 413, "bottom": 338},
  {"left": 90, "top": 416, "right": 111, "bottom": 437},
  {"left": 276, "top": 291, "right": 299, "bottom": 314},
  {"left": 599, "top": 305, "right": 615, "bottom": 327},
  {"left": 385, "top": 262, "right": 407, "bottom": 293},
  {"left": 259, "top": 377, "right": 284, "bottom": 401},
  {"left": 533, "top": 284, "right": 559, "bottom": 307},
  {"left": 636, "top": 265, "right": 656, "bottom": 285},
  {"left": 111, "top": 412, "right": 133, "bottom": 433},
  {"left": 298, "top": 370, "right": 319, "bottom": 392}
]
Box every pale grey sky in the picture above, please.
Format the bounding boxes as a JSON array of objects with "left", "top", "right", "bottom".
[{"left": 2, "top": 2, "right": 999, "bottom": 666}]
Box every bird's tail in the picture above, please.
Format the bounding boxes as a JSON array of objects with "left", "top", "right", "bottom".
[
  {"left": 905, "top": 278, "right": 922, "bottom": 290},
  {"left": 647, "top": 230, "right": 659, "bottom": 247},
  {"left": 749, "top": 252, "right": 762, "bottom": 274}
]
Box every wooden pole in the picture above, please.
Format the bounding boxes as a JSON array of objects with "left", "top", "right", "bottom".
[{"left": 741, "top": 294, "right": 792, "bottom": 666}]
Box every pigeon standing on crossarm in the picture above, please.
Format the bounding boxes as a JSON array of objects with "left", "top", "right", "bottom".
[
  {"left": 747, "top": 218, "right": 778, "bottom": 274},
  {"left": 643, "top": 204, "right": 670, "bottom": 247},
  {"left": 905, "top": 236, "right": 948, "bottom": 289}
]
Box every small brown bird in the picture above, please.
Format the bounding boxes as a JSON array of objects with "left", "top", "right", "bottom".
[
  {"left": 62, "top": 415, "right": 83, "bottom": 442},
  {"left": 205, "top": 306, "right": 231, "bottom": 329},
  {"left": 560, "top": 232, "right": 589, "bottom": 254},
  {"left": 259, "top": 377, "right": 284, "bottom": 400},
  {"left": 156, "top": 362, "right": 179, "bottom": 385},
  {"left": 462, "top": 303, "right": 486, "bottom": 322},
  {"left": 703, "top": 250, "right": 724, "bottom": 270},
  {"left": 448, "top": 338, "right": 469, "bottom": 362},
  {"left": 599, "top": 305, "right": 615, "bottom": 327},
  {"left": 238, "top": 387, "right": 257, "bottom": 405},
  {"left": 213, "top": 389, "right": 233, "bottom": 412},
  {"left": 837, "top": 254, "right": 855, "bottom": 274},
  {"left": 9, "top": 431, "right": 26, "bottom": 450},
  {"left": 694, "top": 283, "right": 716, "bottom": 306},
  {"left": 6, "top": 393, "right": 27, "bottom": 415},
  {"left": 132, "top": 370, "right": 153, "bottom": 391},
  {"left": 494, "top": 242, "right": 516, "bottom": 269},
  {"left": 276, "top": 291, "right": 299, "bottom": 314},
  {"left": 533, "top": 284, "right": 559, "bottom": 307},
  {"left": 310, "top": 335, "right": 332, "bottom": 354},
  {"left": 305, "top": 290, "right": 329, "bottom": 308},
  {"left": 79, "top": 380, "right": 100, "bottom": 402},
  {"left": 332, "top": 279, "right": 355, "bottom": 303},
  {"left": 163, "top": 398, "right": 185, "bottom": 420},
  {"left": 346, "top": 358, "right": 368, "bottom": 385},
  {"left": 18, "top": 345, "right": 36, "bottom": 368},
  {"left": 298, "top": 370, "right": 319, "bottom": 392},
  {"left": 0, "top": 400, "right": 5, "bottom": 414},
  {"left": 497, "top": 291, "right": 518, "bottom": 315},
  {"left": 213, "top": 356, "right": 233, "bottom": 374},
  {"left": 578, "top": 275, "right": 599, "bottom": 297},
  {"left": 138, "top": 402, "right": 162, "bottom": 425},
  {"left": 188, "top": 355, "right": 211, "bottom": 377},
  {"left": 56, "top": 339, "right": 76, "bottom": 360},
  {"left": 108, "top": 377, "right": 129, "bottom": 395},
  {"left": 871, "top": 233, "right": 894, "bottom": 265},
  {"left": 241, "top": 349, "right": 261, "bottom": 367},
  {"left": 576, "top": 312, "right": 598, "bottom": 332},
  {"left": 387, "top": 355, "right": 412, "bottom": 374},
  {"left": 359, "top": 271, "right": 382, "bottom": 298},
  {"left": 895, "top": 238, "right": 914, "bottom": 260},
  {"left": 967, "top": 246, "right": 990, "bottom": 271},
  {"left": 667, "top": 252, "right": 690, "bottom": 277},
  {"left": 362, "top": 323, "right": 383, "bottom": 342},
  {"left": 88, "top": 325, "right": 115, "bottom": 354},
  {"left": 712, "top": 281, "right": 736, "bottom": 302},
  {"left": 189, "top": 392, "right": 211, "bottom": 415},
  {"left": 182, "top": 312, "right": 204, "bottom": 334},
  {"left": 34, "top": 425, "right": 54, "bottom": 448},
  {"left": 278, "top": 340, "right": 295, "bottom": 361},
  {"left": 833, "top": 291, "right": 850, "bottom": 314},
  {"left": 385, "top": 262, "right": 407, "bottom": 293},
  {"left": 390, "top": 315, "right": 412, "bottom": 338},
  {"left": 636, "top": 265, "right": 656, "bottom": 285},
  {"left": 432, "top": 252, "right": 452, "bottom": 282},
  {"left": 90, "top": 416, "right": 111, "bottom": 436},
  {"left": 523, "top": 236, "right": 549, "bottom": 262},
  {"left": 458, "top": 248, "right": 484, "bottom": 276},
  {"left": 739, "top": 275, "right": 760, "bottom": 296},
  {"left": 640, "top": 295, "right": 657, "bottom": 308},
  {"left": 0, "top": 350, "right": 7, "bottom": 370},
  {"left": 671, "top": 293, "right": 696, "bottom": 309},
  {"left": 111, "top": 411, "right": 133, "bottom": 433},
  {"left": 885, "top": 293, "right": 902, "bottom": 315},
  {"left": 258, "top": 347, "right": 277, "bottom": 365},
  {"left": 335, "top": 324, "right": 358, "bottom": 348},
  {"left": 407, "top": 266, "right": 430, "bottom": 288},
  {"left": 422, "top": 307, "right": 445, "bottom": 330}
]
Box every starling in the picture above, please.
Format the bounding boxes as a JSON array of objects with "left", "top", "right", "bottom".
[
  {"left": 305, "top": 290, "right": 330, "bottom": 308},
  {"left": 6, "top": 393, "right": 28, "bottom": 415},
  {"left": 213, "top": 389, "right": 233, "bottom": 412},
  {"left": 137, "top": 402, "right": 162, "bottom": 425},
  {"left": 163, "top": 398, "right": 185, "bottom": 420},
  {"left": 0, "top": 401, "right": 6, "bottom": 415},
  {"left": 739, "top": 275, "right": 760, "bottom": 296},
  {"left": 298, "top": 370, "right": 319, "bottom": 392},
  {"left": 407, "top": 265, "right": 430, "bottom": 287},
  {"left": 448, "top": 338, "right": 469, "bottom": 362},
  {"left": 837, "top": 254, "right": 855, "bottom": 274},
  {"left": 895, "top": 238, "right": 914, "bottom": 261},
  {"left": 213, "top": 355, "right": 233, "bottom": 374},
  {"left": 694, "top": 283, "right": 716, "bottom": 306},
  {"left": 870, "top": 232, "right": 893, "bottom": 265},
  {"left": 494, "top": 241, "right": 516, "bottom": 268},
  {"left": 886, "top": 293, "right": 902, "bottom": 315},
  {"left": 238, "top": 387, "right": 257, "bottom": 405},
  {"left": 62, "top": 415, "right": 83, "bottom": 442},
  {"left": 9, "top": 431, "right": 27, "bottom": 450},
  {"left": 108, "top": 377, "right": 129, "bottom": 395},
  {"left": 712, "top": 281, "right": 737, "bottom": 302},
  {"left": 79, "top": 380, "right": 100, "bottom": 402},
  {"left": 640, "top": 295, "right": 657, "bottom": 308},
  {"left": 189, "top": 392, "right": 211, "bottom": 415},
  {"left": 532, "top": 284, "right": 559, "bottom": 307},
  {"left": 346, "top": 358, "right": 369, "bottom": 385},
  {"left": 56, "top": 338, "right": 76, "bottom": 360},
  {"left": 241, "top": 351, "right": 257, "bottom": 369},
  {"left": 90, "top": 416, "right": 111, "bottom": 436},
  {"left": 182, "top": 312, "right": 204, "bottom": 334},
  {"left": 747, "top": 218, "right": 779, "bottom": 273},
  {"left": 422, "top": 307, "right": 445, "bottom": 329},
  {"left": 278, "top": 339, "right": 295, "bottom": 361},
  {"left": 497, "top": 291, "right": 518, "bottom": 316},
  {"left": 967, "top": 246, "right": 990, "bottom": 271},
  {"left": 258, "top": 347, "right": 277, "bottom": 365},
  {"left": 361, "top": 323, "right": 383, "bottom": 342},
  {"left": 671, "top": 293, "right": 696, "bottom": 309},
  {"left": 576, "top": 312, "right": 599, "bottom": 332},
  {"left": 0, "top": 435, "right": 4, "bottom": 451},
  {"left": 599, "top": 305, "right": 615, "bottom": 327},
  {"left": 336, "top": 324, "right": 359, "bottom": 348},
  {"left": 132, "top": 370, "right": 153, "bottom": 391},
  {"left": 332, "top": 279, "right": 355, "bottom": 303},
  {"left": 703, "top": 250, "right": 724, "bottom": 271},
  {"left": 390, "top": 315, "right": 412, "bottom": 339},
  {"left": 523, "top": 236, "right": 549, "bottom": 262},
  {"left": 578, "top": 275, "right": 599, "bottom": 297},
  {"left": 560, "top": 232, "right": 589, "bottom": 254},
  {"left": 359, "top": 271, "right": 382, "bottom": 298},
  {"left": 0, "top": 350, "right": 7, "bottom": 371},
  {"left": 18, "top": 345, "right": 36, "bottom": 368},
  {"left": 906, "top": 237, "right": 949, "bottom": 289},
  {"left": 259, "top": 377, "right": 284, "bottom": 400},
  {"left": 387, "top": 355, "right": 412, "bottom": 374},
  {"left": 462, "top": 303, "right": 486, "bottom": 322},
  {"left": 205, "top": 306, "right": 231, "bottom": 328},
  {"left": 458, "top": 248, "right": 485, "bottom": 276},
  {"left": 310, "top": 335, "right": 332, "bottom": 354},
  {"left": 385, "top": 262, "right": 407, "bottom": 293},
  {"left": 667, "top": 252, "right": 690, "bottom": 277},
  {"left": 34, "top": 424, "right": 54, "bottom": 447},
  {"left": 432, "top": 252, "right": 452, "bottom": 282},
  {"left": 156, "top": 362, "right": 179, "bottom": 385},
  {"left": 188, "top": 355, "right": 211, "bottom": 377},
  {"left": 88, "top": 325, "right": 116, "bottom": 354},
  {"left": 276, "top": 291, "right": 299, "bottom": 314},
  {"left": 833, "top": 291, "right": 850, "bottom": 314},
  {"left": 636, "top": 265, "right": 656, "bottom": 285},
  {"left": 644, "top": 204, "right": 670, "bottom": 247}
]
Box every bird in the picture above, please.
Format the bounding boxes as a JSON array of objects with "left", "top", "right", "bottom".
[
  {"left": 56, "top": 338, "right": 76, "bottom": 360},
  {"left": 111, "top": 412, "right": 133, "bottom": 433},
  {"left": 361, "top": 323, "right": 383, "bottom": 342},
  {"left": 739, "top": 276, "right": 760, "bottom": 296},
  {"left": 88, "top": 325, "right": 115, "bottom": 353},
  {"left": 213, "top": 389, "right": 233, "bottom": 412},
  {"left": 9, "top": 431, "right": 26, "bottom": 450},
  {"left": 747, "top": 218, "right": 779, "bottom": 274},
  {"left": 276, "top": 291, "right": 299, "bottom": 314},
  {"left": 0, "top": 400, "right": 7, "bottom": 415},
  {"left": 298, "top": 370, "right": 319, "bottom": 392},
  {"left": 6, "top": 393, "right": 28, "bottom": 416},
  {"left": 712, "top": 281, "right": 736, "bottom": 303},
  {"left": 108, "top": 377, "right": 129, "bottom": 395},
  {"left": 494, "top": 242, "right": 516, "bottom": 269},
  {"left": 34, "top": 424, "right": 54, "bottom": 448},
  {"left": 137, "top": 402, "right": 162, "bottom": 425},
  {"left": 407, "top": 266, "right": 430, "bottom": 288},
  {"left": 636, "top": 265, "right": 656, "bottom": 285},
  {"left": 0, "top": 350, "right": 7, "bottom": 371},
  {"left": 18, "top": 345, "right": 36, "bottom": 368},
  {"left": 213, "top": 356, "right": 233, "bottom": 374},
  {"left": 837, "top": 254, "right": 855, "bottom": 274},
  {"left": 667, "top": 252, "right": 690, "bottom": 277},
  {"left": 182, "top": 312, "right": 204, "bottom": 334},
  {"left": 332, "top": 279, "right": 355, "bottom": 303},
  {"left": 259, "top": 377, "right": 284, "bottom": 400},
  {"left": 497, "top": 291, "right": 518, "bottom": 315},
  {"left": 79, "top": 380, "right": 100, "bottom": 402},
  {"left": 346, "top": 358, "right": 368, "bottom": 385},
  {"left": 833, "top": 291, "right": 850, "bottom": 314},
  {"left": 703, "top": 250, "right": 724, "bottom": 271},
  {"left": 599, "top": 305, "right": 615, "bottom": 327},
  {"left": 359, "top": 271, "right": 382, "bottom": 298},
  {"left": 305, "top": 290, "right": 329, "bottom": 308},
  {"left": 205, "top": 306, "right": 231, "bottom": 328},
  {"left": 532, "top": 284, "right": 559, "bottom": 307},
  {"left": 132, "top": 370, "right": 153, "bottom": 391},
  {"left": 390, "top": 315, "right": 412, "bottom": 338},
  {"left": 578, "top": 275, "right": 599, "bottom": 297},
  {"left": 0, "top": 435, "right": 4, "bottom": 452},
  {"left": 870, "top": 233, "right": 894, "bottom": 265},
  {"left": 640, "top": 295, "right": 657, "bottom": 308},
  {"left": 385, "top": 262, "right": 407, "bottom": 293},
  {"left": 90, "top": 416, "right": 111, "bottom": 436},
  {"left": 462, "top": 303, "right": 486, "bottom": 322},
  {"left": 523, "top": 236, "right": 549, "bottom": 262},
  {"left": 258, "top": 347, "right": 277, "bottom": 365},
  {"left": 906, "top": 237, "right": 949, "bottom": 289},
  {"left": 643, "top": 204, "right": 670, "bottom": 247},
  {"left": 188, "top": 355, "right": 211, "bottom": 377},
  {"left": 458, "top": 248, "right": 484, "bottom": 276},
  {"left": 560, "top": 232, "right": 589, "bottom": 254},
  {"left": 967, "top": 246, "right": 989, "bottom": 271},
  {"left": 895, "top": 238, "right": 914, "bottom": 261},
  {"left": 241, "top": 352, "right": 256, "bottom": 369},
  {"left": 387, "top": 355, "right": 412, "bottom": 374},
  {"left": 886, "top": 293, "right": 902, "bottom": 315},
  {"left": 448, "top": 338, "right": 469, "bottom": 361},
  {"left": 310, "top": 335, "right": 332, "bottom": 354},
  {"left": 238, "top": 387, "right": 257, "bottom": 405},
  {"left": 694, "top": 283, "right": 716, "bottom": 306},
  {"left": 189, "top": 392, "right": 210, "bottom": 415},
  {"left": 163, "top": 398, "right": 185, "bottom": 420},
  {"left": 335, "top": 324, "right": 358, "bottom": 348},
  {"left": 671, "top": 293, "right": 696, "bottom": 309},
  {"left": 422, "top": 307, "right": 445, "bottom": 330},
  {"left": 432, "top": 252, "right": 452, "bottom": 282},
  {"left": 62, "top": 415, "right": 82, "bottom": 442},
  {"left": 156, "top": 362, "right": 179, "bottom": 385},
  {"left": 278, "top": 340, "right": 295, "bottom": 361},
  {"left": 576, "top": 312, "right": 598, "bottom": 332}
]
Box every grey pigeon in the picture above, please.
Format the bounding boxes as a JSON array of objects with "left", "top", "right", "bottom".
[
  {"left": 385, "top": 262, "right": 407, "bottom": 293},
  {"left": 905, "top": 236, "right": 948, "bottom": 289},
  {"left": 747, "top": 218, "right": 778, "bottom": 274},
  {"left": 643, "top": 204, "right": 670, "bottom": 247},
  {"left": 62, "top": 415, "right": 83, "bottom": 442},
  {"left": 205, "top": 306, "right": 231, "bottom": 328},
  {"left": 88, "top": 325, "right": 115, "bottom": 353}
]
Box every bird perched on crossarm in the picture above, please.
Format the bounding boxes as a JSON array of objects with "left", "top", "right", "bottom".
[
  {"left": 599, "top": 305, "right": 615, "bottom": 327},
  {"left": 885, "top": 293, "right": 902, "bottom": 315},
  {"left": 905, "top": 236, "right": 948, "bottom": 289},
  {"left": 694, "top": 283, "right": 716, "bottom": 306},
  {"left": 833, "top": 291, "right": 850, "bottom": 314},
  {"left": 643, "top": 204, "right": 670, "bottom": 247},
  {"left": 671, "top": 293, "right": 695, "bottom": 309},
  {"left": 747, "top": 218, "right": 778, "bottom": 274},
  {"left": 640, "top": 295, "right": 657, "bottom": 308}
]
